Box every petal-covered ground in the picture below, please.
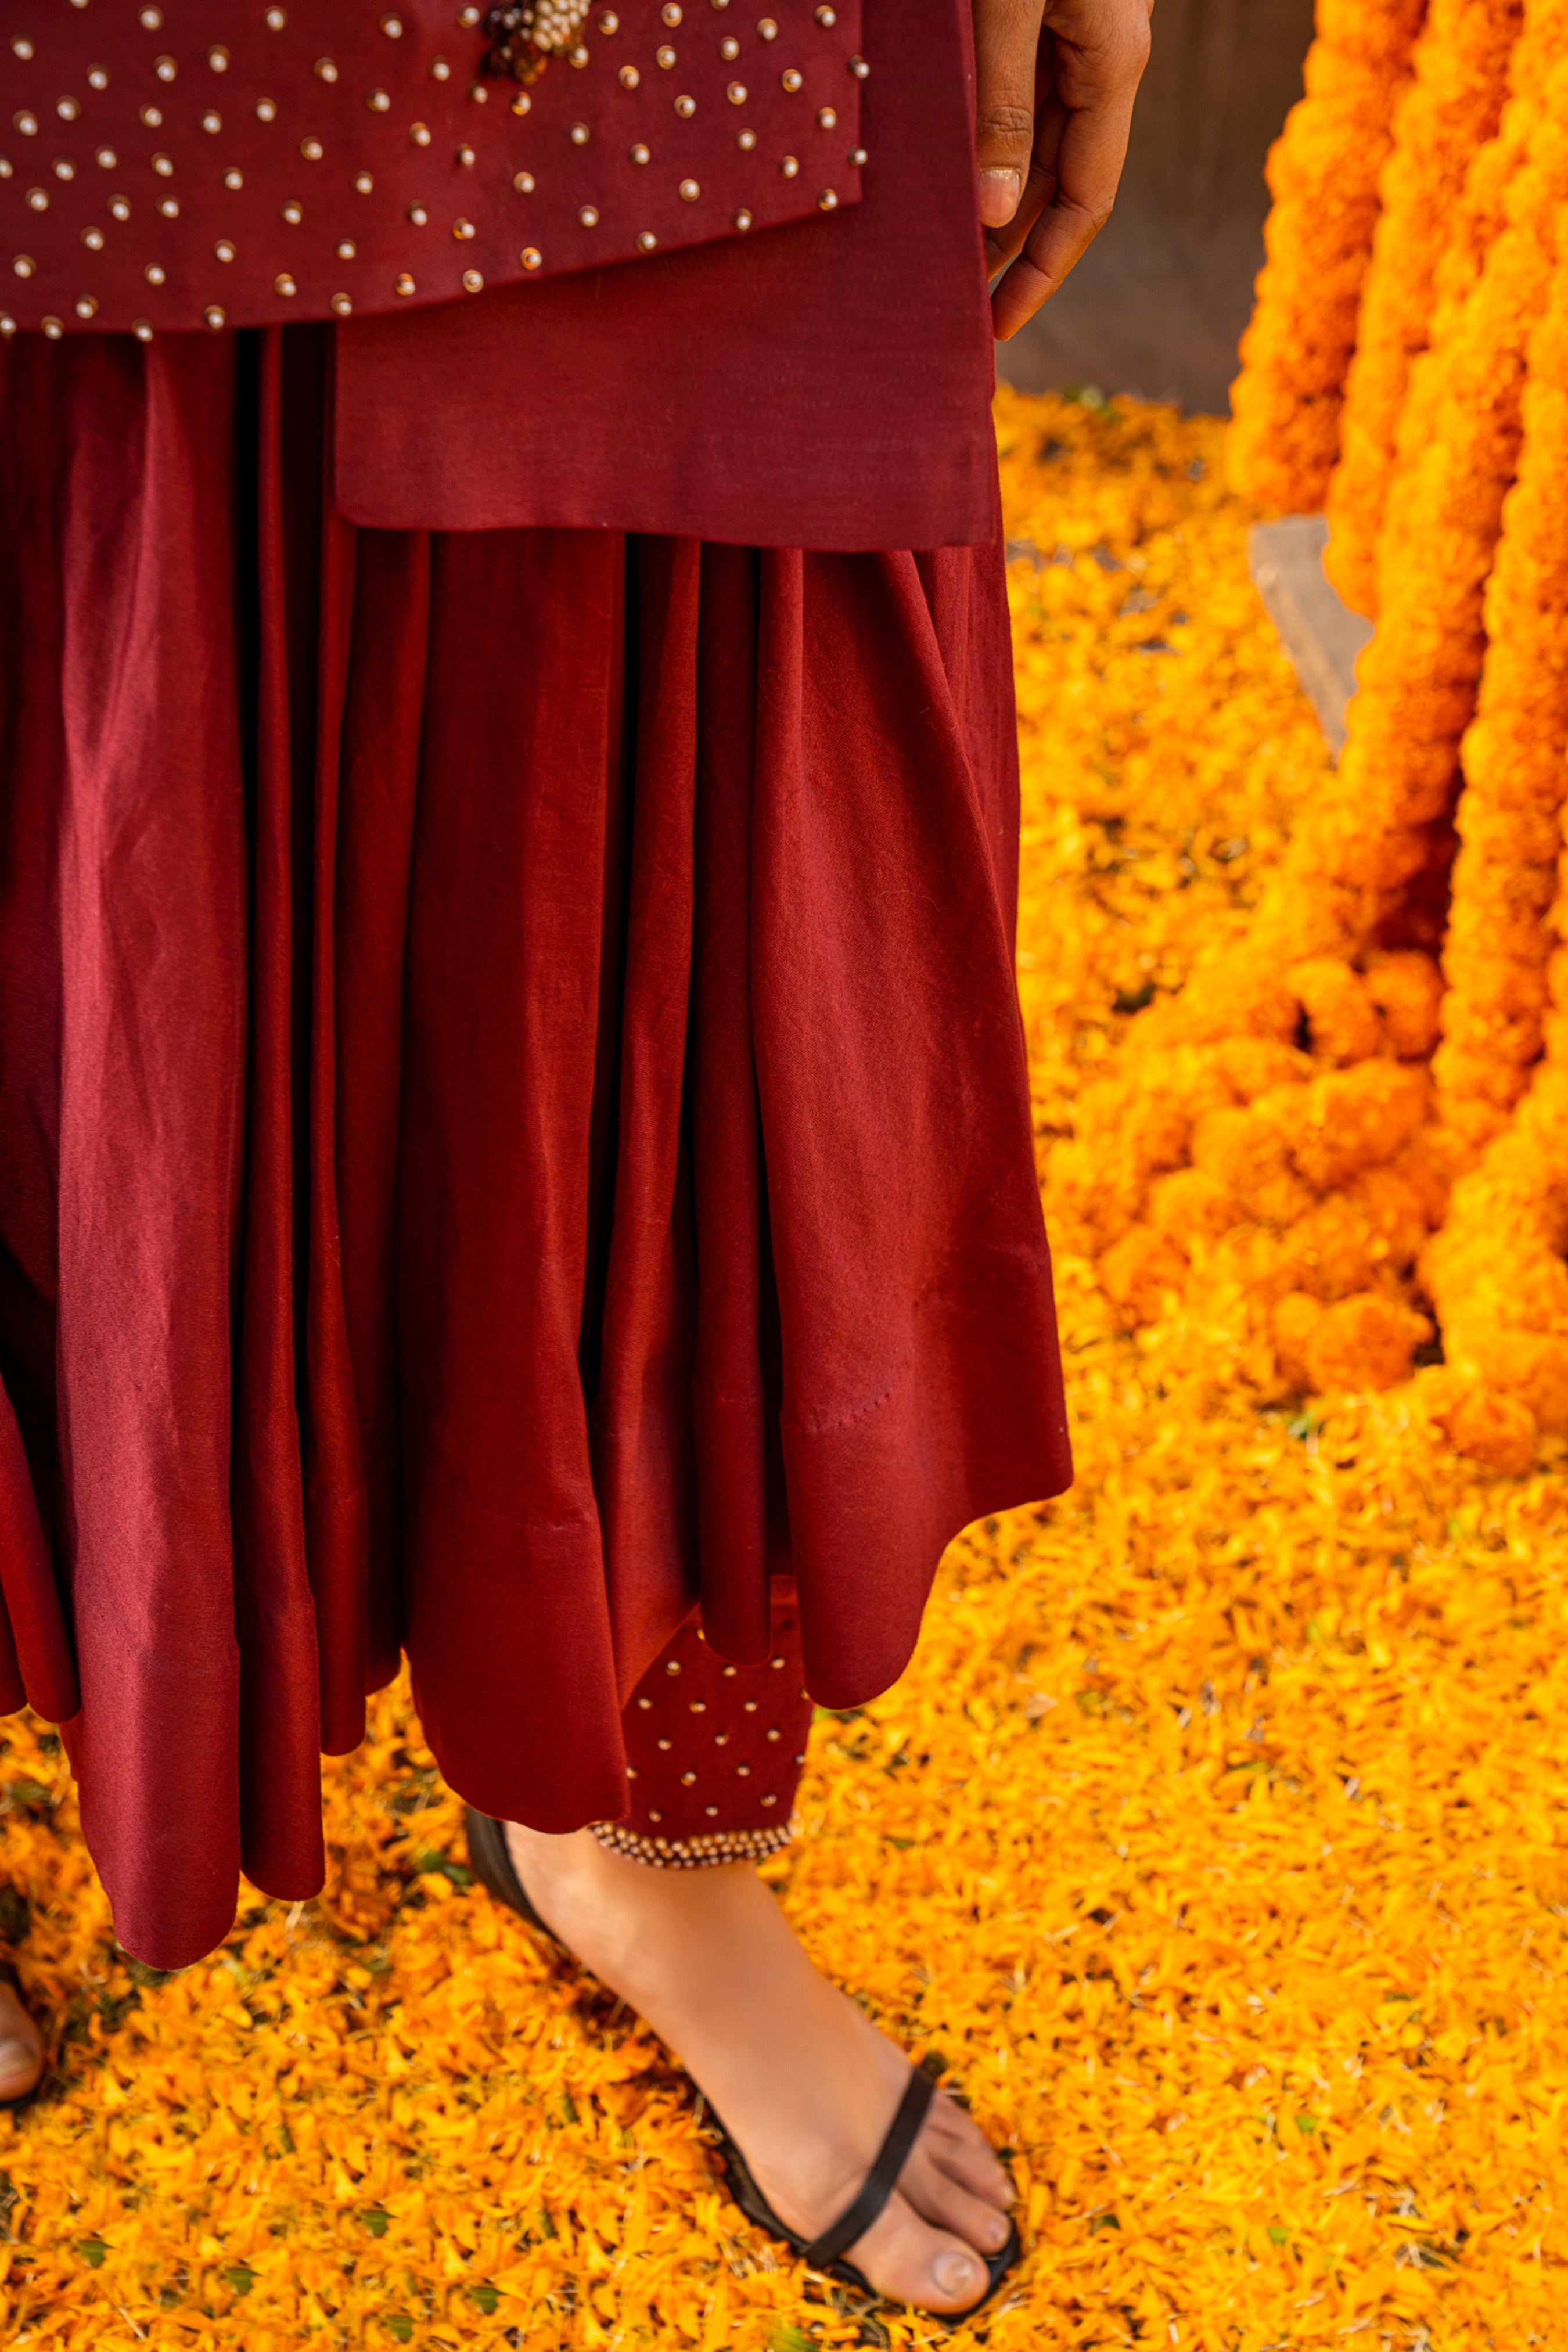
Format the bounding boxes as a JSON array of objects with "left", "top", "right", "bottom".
[{"left": 0, "top": 391, "right": 1562, "bottom": 2351}]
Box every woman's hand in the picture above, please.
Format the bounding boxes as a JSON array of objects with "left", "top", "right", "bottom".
[{"left": 974, "top": 0, "right": 1154, "bottom": 340}]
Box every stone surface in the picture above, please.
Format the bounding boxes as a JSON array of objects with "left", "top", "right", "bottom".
[{"left": 1246, "top": 514, "right": 1372, "bottom": 757}]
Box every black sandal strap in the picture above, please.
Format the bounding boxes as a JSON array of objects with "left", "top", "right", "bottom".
[
  {"left": 463, "top": 1807, "right": 565, "bottom": 1950},
  {"left": 801, "top": 2067, "right": 936, "bottom": 2270}
]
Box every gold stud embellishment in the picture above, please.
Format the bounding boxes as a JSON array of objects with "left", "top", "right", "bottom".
[
  {"left": 407, "top": 199, "right": 429, "bottom": 222},
  {"left": 82, "top": 226, "right": 105, "bottom": 250},
  {"left": 158, "top": 195, "right": 179, "bottom": 217},
  {"left": 152, "top": 152, "right": 174, "bottom": 177},
  {"left": 109, "top": 194, "right": 130, "bottom": 218},
  {"left": 452, "top": 215, "right": 475, "bottom": 238},
  {"left": 636, "top": 228, "right": 656, "bottom": 250},
  {"left": 330, "top": 291, "right": 353, "bottom": 315},
  {"left": 336, "top": 238, "right": 355, "bottom": 258},
  {"left": 663, "top": 2, "right": 683, "bottom": 18},
  {"left": 520, "top": 244, "right": 542, "bottom": 269},
  {"left": 726, "top": 80, "right": 746, "bottom": 102},
  {"left": 41, "top": 315, "right": 63, "bottom": 339},
  {"left": 87, "top": 65, "right": 110, "bottom": 91},
  {"left": 781, "top": 66, "right": 802, "bottom": 89},
  {"left": 280, "top": 199, "right": 303, "bottom": 223},
  {"left": 732, "top": 205, "right": 751, "bottom": 228},
  {"left": 380, "top": 12, "right": 404, "bottom": 31},
  {"left": 368, "top": 88, "right": 392, "bottom": 111},
  {"left": 75, "top": 294, "right": 98, "bottom": 318},
  {"left": 354, "top": 172, "right": 374, "bottom": 192},
  {"left": 140, "top": 3, "right": 163, "bottom": 23},
  {"left": 430, "top": 56, "right": 452, "bottom": 81},
  {"left": 618, "top": 63, "right": 639, "bottom": 86},
  {"left": 735, "top": 126, "right": 756, "bottom": 149},
  {"left": 409, "top": 120, "right": 432, "bottom": 144},
  {"left": 140, "top": 105, "right": 163, "bottom": 127},
  {"left": 817, "top": 186, "right": 837, "bottom": 208},
  {"left": 848, "top": 53, "right": 868, "bottom": 77},
  {"left": 678, "top": 176, "right": 699, "bottom": 200},
  {"left": 132, "top": 319, "right": 154, "bottom": 342},
  {"left": 849, "top": 143, "right": 866, "bottom": 165},
  {"left": 204, "top": 112, "right": 224, "bottom": 133},
  {"left": 462, "top": 267, "right": 484, "bottom": 291},
  {"left": 10, "top": 256, "right": 34, "bottom": 277},
  {"left": 510, "top": 91, "right": 531, "bottom": 114},
  {"left": 779, "top": 153, "right": 798, "bottom": 176},
  {"left": 570, "top": 121, "right": 589, "bottom": 143},
  {"left": 458, "top": 3, "right": 482, "bottom": 21},
  {"left": 721, "top": 34, "right": 740, "bottom": 56},
  {"left": 154, "top": 54, "right": 177, "bottom": 82},
  {"left": 204, "top": 304, "right": 225, "bottom": 330},
  {"left": 599, "top": 8, "right": 620, "bottom": 26},
  {"left": 394, "top": 270, "right": 415, "bottom": 293},
  {"left": 207, "top": 46, "right": 229, "bottom": 70},
  {"left": 255, "top": 97, "right": 277, "bottom": 121},
  {"left": 274, "top": 271, "right": 297, "bottom": 296},
  {"left": 264, "top": 6, "right": 286, "bottom": 26},
  {"left": 815, "top": 2, "right": 836, "bottom": 19},
  {"left": 214, "top": 238, "right": 235, "bottom": 261},
  {"left": 223, "top": 167, "right": 243, "bottom": 188},
  {"left": 24, "top": 189, "right": 47, "bottom": 213},
  {"left": 816, "top": 103, "right": 835, "bottom": 127},
  {"left": 57, "top": 96, "right": 81, "bottom": 121},
  {"left": 630, "top": 141, "right": 649, "bottom": 161},
  {"left": 9, "top": 37, "right": 33, "bottom": 61},
  {"left": 656, "top": 45, "right": 677, "bottom": 67},
  {"left": 578, "top": 203, "right": 599, "bottom": 225},
  {"left": 0, "top": 318, "right": 15, "bottom": 339},
  {"left": 758, "top": 16, "right": 778, "bottom": 35},
  {"left": 512, "top": 169, "right": 535, "bottom": 191},
  {"left": 300, "top": 135, "right": 323, "bottom": 159},
  {"left": 144, "top": 261, "right": 166, "bottom": 284}
]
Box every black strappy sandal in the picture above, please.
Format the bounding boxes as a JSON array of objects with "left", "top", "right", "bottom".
[{"left": 464, "top": 1807, "right": 1023, "bottom": 2326}]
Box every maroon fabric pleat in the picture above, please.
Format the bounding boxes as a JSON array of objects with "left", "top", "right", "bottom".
[{"left": 0, "top": 327, "right": 1070, "bottom": 1966}]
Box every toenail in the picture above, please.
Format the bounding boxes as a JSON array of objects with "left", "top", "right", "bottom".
[
  {"left": 985, "top": 2215, "right": 1009, "bottom": 2249},
  {"left": 0, "top": 2038, "right": 33, "bottom": 2074},
  {"left": 934, "top": 2253, "right": 979, "bottom": 2296}
]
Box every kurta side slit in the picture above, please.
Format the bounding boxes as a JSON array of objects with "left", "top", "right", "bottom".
[{"left": 0, "top": 317, "right": 1070, "bottom": 1969}]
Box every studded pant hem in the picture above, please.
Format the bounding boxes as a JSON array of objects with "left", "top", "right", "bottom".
[{"left": 588, "top": 1813, "right": 799, "bottom": 1869}]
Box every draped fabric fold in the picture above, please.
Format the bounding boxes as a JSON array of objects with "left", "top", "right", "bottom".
[{"left": 0, "top": 323, "right": 1070, "bottom": 1968}]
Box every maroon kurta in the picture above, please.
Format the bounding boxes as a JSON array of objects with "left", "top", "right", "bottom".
[{"left": 0, "top": 2, "right": 1070, "bottom": 1971}]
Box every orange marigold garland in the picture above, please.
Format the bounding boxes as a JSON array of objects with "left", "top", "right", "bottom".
[
  {"left": 1321, "top": 0, "right": 1522, "bottom": 619},
  {"left": 1431, "top": 229, "right": 1568, "bottom": 1154},
  {"left": 1226, "top": 0, "right": 1426, "bottom": 516}
]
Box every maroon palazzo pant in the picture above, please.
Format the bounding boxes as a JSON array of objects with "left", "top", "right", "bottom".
[{"left": 0, "top": 319, "right": 1070, "bottom": 1968}]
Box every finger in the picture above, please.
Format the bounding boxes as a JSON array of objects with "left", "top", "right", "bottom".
[
  {"left": 973, "top": 0, "right": 1047, "bottom": 230},
  {"left": 991, "top": 12, "right": 1149, "bottom": 338},
  {"left": 984, "top": 78, "right": 1068, "bottom": 275}
]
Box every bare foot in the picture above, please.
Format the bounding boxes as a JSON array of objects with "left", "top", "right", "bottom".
[
  {"left": 505, "top": 1824, "right": 1015, "bottom": 2315},
  {"left": 0, "top": 1976, "right": 43, "bottom": 2103}
]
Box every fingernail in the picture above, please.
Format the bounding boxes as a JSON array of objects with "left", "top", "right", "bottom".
[
  {"left": 979, "top": 167, "right": 1021, "bottom": 220},
  {"left": 934, "top": 2253, "right": 979, "bottom": 2296}
]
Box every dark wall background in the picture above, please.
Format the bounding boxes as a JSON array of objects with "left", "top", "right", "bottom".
[{"left": 993, "top": 0, "right": 1317, "bottom": 415}]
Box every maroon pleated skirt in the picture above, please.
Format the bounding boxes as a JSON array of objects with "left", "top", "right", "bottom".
[{"left": 0, "top": 323, "right": 1069, "bottom": 1967}]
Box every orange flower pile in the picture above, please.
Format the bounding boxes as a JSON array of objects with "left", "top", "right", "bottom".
[
  {"left": 1321, "top": 0, "right": 1521, "bottom": 618},
  {"left": 1227, "top": 0, "right": 1426, "bottom": 515}
]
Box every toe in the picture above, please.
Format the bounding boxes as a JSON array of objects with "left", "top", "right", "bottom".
[
  {"left": 848, "top": 2190, "right": 998, "bottom": 2315},
  {"left": 899, "top": 2139, "right": 1015, "bottom": 2259},
  {"left": 923, "top": 2094, "right": 1014, "bottom": 2207},
  {"left": 0, "top": 2034, "right": 40, "bottom": 2100}
]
